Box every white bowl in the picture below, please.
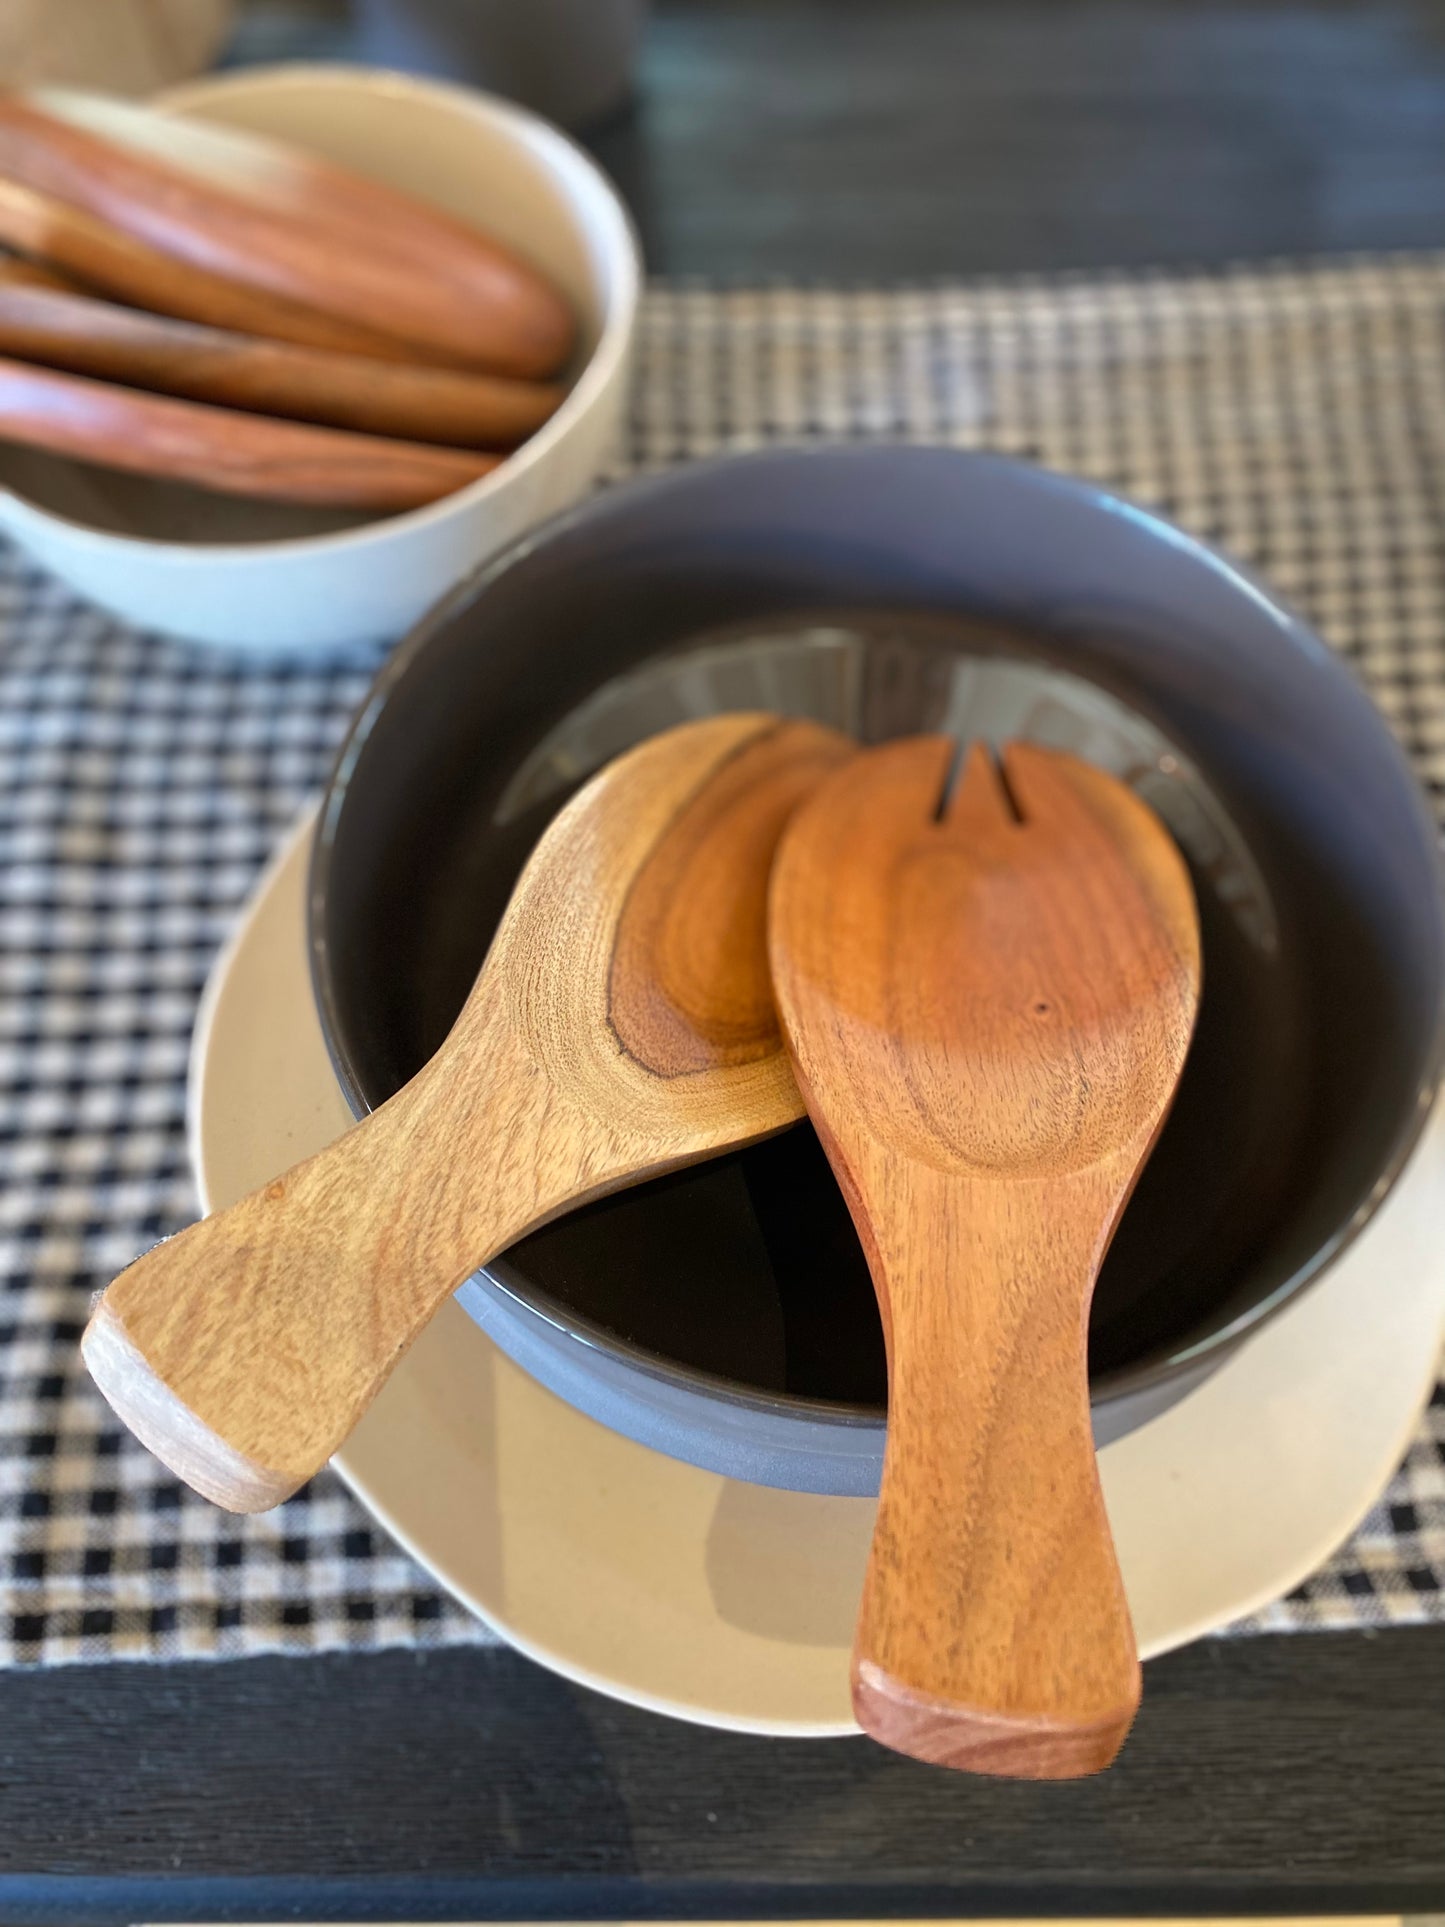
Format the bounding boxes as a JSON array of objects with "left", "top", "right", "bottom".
[{"left": 0, "top": 65, "right": 640, "bottom": 653}]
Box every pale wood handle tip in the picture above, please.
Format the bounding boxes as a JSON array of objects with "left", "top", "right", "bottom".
[
  {"left": 82, "top": 1298, "right": 304, "bottom": 1514},
  {"left": 853, "top": 1657, "right": 1141, "bottom": 1779}
]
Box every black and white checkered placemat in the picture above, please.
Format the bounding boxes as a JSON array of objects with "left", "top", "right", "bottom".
[{"left": 2, "top": 261, "right": 1444, "bottom": 1666}]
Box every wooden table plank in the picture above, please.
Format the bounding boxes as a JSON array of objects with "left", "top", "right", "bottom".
[
  {"left": 233, "top": 0, "right": 1445, "bottom": 276},
  {"left": 1, "top": 1633, "right": 1443, "bottom": 1919}
]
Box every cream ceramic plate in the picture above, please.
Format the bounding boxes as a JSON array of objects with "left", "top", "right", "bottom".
[{"left": 190, "top": 812, "right": 1445, "bottom": 1736}]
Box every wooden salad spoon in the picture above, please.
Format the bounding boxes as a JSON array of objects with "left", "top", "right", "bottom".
[
  {"left": 84, "top": 714, "right": 853, "bottom": 1514},
  {"left": 768, "top": 737, "right": 1200, "bottom": 1779}
]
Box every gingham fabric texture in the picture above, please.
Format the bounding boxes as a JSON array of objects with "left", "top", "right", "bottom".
[{"left": 2, "top": 260, "right": 1444, "bottom": 1667}]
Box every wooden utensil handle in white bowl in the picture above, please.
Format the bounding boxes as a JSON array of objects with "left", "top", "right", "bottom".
[
  {"left": 848, "top": 1160, "right": 1141, "bottom": 1779},
  {"left": 0, "top": 89, "right": 578, "bottom": 378},
  {"left": 0, "top": 175, "right": 425, "bottom": 362},
  {"left": 0, "top": 282, "right": 566, "bottom": 448},
  {"left": 0, "top": 357, "right": 502, "bottom": 509}
]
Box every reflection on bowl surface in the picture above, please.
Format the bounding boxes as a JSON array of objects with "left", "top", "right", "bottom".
[{"left": 311, "top": 445, "right": 1444, "bottom": 1465}]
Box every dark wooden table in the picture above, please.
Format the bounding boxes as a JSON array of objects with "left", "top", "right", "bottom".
[{"left": 4, "top": 1, "right": 1445, "bottom": 1919}]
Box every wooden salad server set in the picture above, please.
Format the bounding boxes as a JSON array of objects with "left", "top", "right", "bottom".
[
  {"left": 0, "top": 89, "right": 575, "bottom": 377},
  {"left": 84, "top": 713, "right": 1200, "bottom": 1782},
  {"left": 0, "top": 88, "right": 577, "bottom": 507}
]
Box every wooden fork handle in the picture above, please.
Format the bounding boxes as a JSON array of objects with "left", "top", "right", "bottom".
[
  {"left": 851, "top": 1161, "right": 1140, "bottom": 1779},
  {"left": 81, "top": 992, "right": 584, "bottom": 1513}
]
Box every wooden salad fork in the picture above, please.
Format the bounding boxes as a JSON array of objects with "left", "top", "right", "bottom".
[
  {"left": 769, "top": 737, "right": 1201, "bottom": 1779},
  {"left": 84, "top": 714, "right": 853, "bottom": 1514}
]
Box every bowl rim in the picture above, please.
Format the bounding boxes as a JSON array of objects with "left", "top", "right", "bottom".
[
  {"left": 308, "top": 440, "right": 1445, "bottom": 1426},
  {"left": 0, "top": 62, "right": 642, "bottom": 565}
]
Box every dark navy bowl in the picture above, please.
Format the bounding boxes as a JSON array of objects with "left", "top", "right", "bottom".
[{"left": 309, "top": 445, "right": 1445, "bottom": 1494}]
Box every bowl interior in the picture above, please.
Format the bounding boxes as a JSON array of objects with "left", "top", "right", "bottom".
[
  {"left": 0, "top": 71, "right": 619, "bottom": 546},
  {"left": 312, "top": 447, "right": 1445, "bottom": 1412}
]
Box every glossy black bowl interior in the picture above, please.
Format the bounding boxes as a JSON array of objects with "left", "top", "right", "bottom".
[{"left": 310, "top": 445, "right": 1445, "bottom": 1415}]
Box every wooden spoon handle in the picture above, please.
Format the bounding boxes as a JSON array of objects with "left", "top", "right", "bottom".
[
  {"left": 850, "top": 1164, "right": 1140, "bottom": 1779},
  {"left": 0, "top": 356, "right": 500, "bottom": 509},
  {"left": 0, "top": 248, "right": 72, "bottom": 291},
  {"left": 0, "top": 175, "right": 424, "bottom": 362},
  {"left": 0, "top": 90, "right": 576, "bottom": 378},
  {"left": 82, "top": 998, "right": 567, "bottom": 1513},
  {"left": 0, "top": 283, "right": 565, "bottom": 447}
]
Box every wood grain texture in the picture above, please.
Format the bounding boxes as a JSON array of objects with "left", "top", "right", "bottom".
[
  {"left": 1, "top": 1633, "right": 1442, "bottom": 1913},
  {"left": 83, "top": 714, "right": 853, "bottom": 1512},
  {"left": 0, "top": 88, "right": 577, "bottom": 377},
  {"left": 0, "top": 248, "right": 71, "bottom": 291},
  {"left": 609, "top": 725, "right": 818, "bottom": 1075},
  {"left": 0, "top": 174, "right": 425, "bottom": 361},
  {"left": 770, "top": 738, "right": 1201, "bottom": 1779},
  {"left": 0, "top": 355, "right": 501, "bottom": 508},
  {"left": 0, "top": 280, "right": 565, "bottom": 446}
]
